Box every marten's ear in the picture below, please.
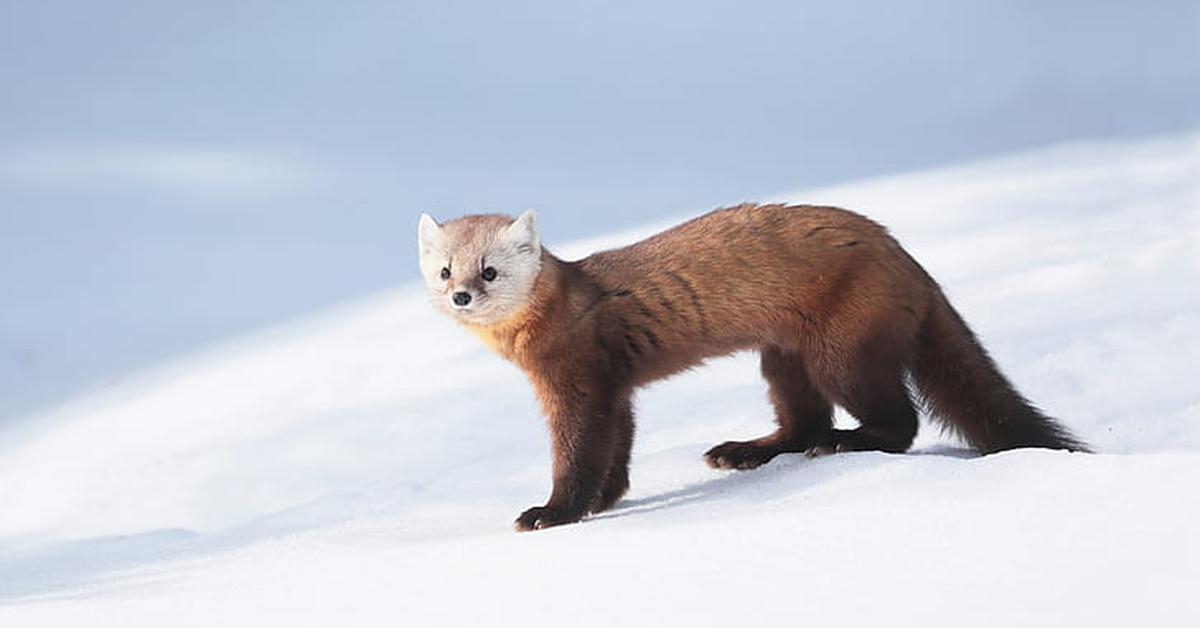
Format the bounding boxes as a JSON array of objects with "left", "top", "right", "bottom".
[
  {"left": 502, "top": 210, "right": 540, "bottom": 254},
  {"left": 418, "top": 213, "right": 443, "bottom": 254}
]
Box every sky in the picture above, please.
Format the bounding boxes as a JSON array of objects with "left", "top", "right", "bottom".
[{"left": 1, "top": 0, "right": 1198, "bottom": 421}]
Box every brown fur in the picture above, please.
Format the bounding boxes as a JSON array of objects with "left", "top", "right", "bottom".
[{"left": 446, "top": 203, "right": 1087, "bottom": 531}]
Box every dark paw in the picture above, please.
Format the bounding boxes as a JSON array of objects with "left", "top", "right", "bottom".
[
  {"left": 590, "top": 468, "right": 628, "bottom": 513},
  {"left": 806, "top": 428, "right": 911, "bottom": 456},
  {"left": 804, "top": 443, "right": 843, "bottom": 458},
  {"left": 703, "top": 440, "right": 779, "bottom": 470},
  {"left": 592, "top": 478, "right": 628, "bottom": 515},
  {"left": 514, "top": 505, "right": 582, "bottom": 532}
]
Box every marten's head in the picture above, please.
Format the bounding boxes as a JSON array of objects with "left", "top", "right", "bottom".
[{"left": 417, "top": 211, "right": 543, "bottom": 326}]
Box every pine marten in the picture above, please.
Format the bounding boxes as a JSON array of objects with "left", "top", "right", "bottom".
[{"left": 416, "top": 204, "right": 1087, "bottom": 532}]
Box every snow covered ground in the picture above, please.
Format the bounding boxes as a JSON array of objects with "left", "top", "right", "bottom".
[{"left": 1, "top": 131, "right": 1198, "bottom": 625}]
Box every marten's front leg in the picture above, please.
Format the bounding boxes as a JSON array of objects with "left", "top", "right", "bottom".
[
  {"left": 592, "top": 397, "right": 634, "bottom": 514},
  {"left": 515, "top": 385, "right": 623, "bottom": 532}
]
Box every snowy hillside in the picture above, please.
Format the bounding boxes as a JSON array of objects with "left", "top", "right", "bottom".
[{"left": 2, "top": 132, "right": 1198, "bottom": 625}]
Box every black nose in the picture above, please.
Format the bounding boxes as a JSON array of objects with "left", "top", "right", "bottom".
[{"left": 452, "top": 291, "right": 472, "bottom": 307}]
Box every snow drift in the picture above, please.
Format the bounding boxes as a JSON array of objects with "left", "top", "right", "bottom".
[{"left": 1, "top": 131, "right": 1198, "bottom": 625}]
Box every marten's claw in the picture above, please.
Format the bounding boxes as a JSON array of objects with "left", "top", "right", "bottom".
[
  {"left": 514, "top": 505, "right": 581, "bottom": 532},
  {"left": 804, "top": 445, "right": 837, "bottom": 458}
]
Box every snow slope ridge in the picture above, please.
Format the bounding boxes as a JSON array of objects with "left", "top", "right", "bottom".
[{"left": 1, "top": 131, "right": 1198, "bottom": 625}]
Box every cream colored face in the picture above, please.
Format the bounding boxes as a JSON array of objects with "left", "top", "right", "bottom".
[{"left": 417, "top": 210, "right": 542, "bottom": 326}]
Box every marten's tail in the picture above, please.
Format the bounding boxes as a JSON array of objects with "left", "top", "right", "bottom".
[{"left": 910, "top": 291, "right": 1089, "bottom": 453}]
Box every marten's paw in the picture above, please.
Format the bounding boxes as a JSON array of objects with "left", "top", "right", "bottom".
[
  {"left": 805, "top": 428, "right": 911, "bottom": 457},
  {"left": 514, "top": 505, "right": 581, "bottom": 532},
  {"left": 704, "top": 440, "right": 780, "bottom": 470},
  {"left": 804, "top": 444, "right": 842, "bottom": 458},
  {"left": 592, "top": 474, "right": 629, "bottom": 515}
]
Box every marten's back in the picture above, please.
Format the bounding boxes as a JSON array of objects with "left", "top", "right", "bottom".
[{"left": 574, "top": 204, "right": 932, "bottom": 356}]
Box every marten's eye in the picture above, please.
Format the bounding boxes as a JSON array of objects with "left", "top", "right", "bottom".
[
  {"left": 439, "top": 267, "right": 451, "bottom": 281},
  {"left": 481, "top": 266, "right": 498, "bottom": 282}
]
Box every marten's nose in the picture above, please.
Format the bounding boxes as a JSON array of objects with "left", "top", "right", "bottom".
[{"left": 452, "top": 291, "right": 472, "bottom": 307}]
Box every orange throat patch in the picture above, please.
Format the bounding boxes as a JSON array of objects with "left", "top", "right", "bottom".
[{"left": 463, "top": 304, "right": 541, "bottom": 362}]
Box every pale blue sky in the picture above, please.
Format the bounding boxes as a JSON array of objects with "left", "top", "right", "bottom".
[{"left": 1, "top": 1, "right": 1198, "bottom": 420}]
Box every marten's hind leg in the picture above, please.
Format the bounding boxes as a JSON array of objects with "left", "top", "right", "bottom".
[
  {"left": 705, "top": 346, "right": 833, "bottom": 470},
  {"left": 808, "top": 349, "right": 918, "bottom": 457}
]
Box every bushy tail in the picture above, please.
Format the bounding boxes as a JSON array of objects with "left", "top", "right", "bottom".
[{"left": 910, "top": 292, "right": 1089, "bottom": 453}]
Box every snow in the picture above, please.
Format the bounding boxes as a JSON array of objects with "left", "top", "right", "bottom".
[{"left": 2, "top": 131, "right": 1199, "bottom": 625}]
